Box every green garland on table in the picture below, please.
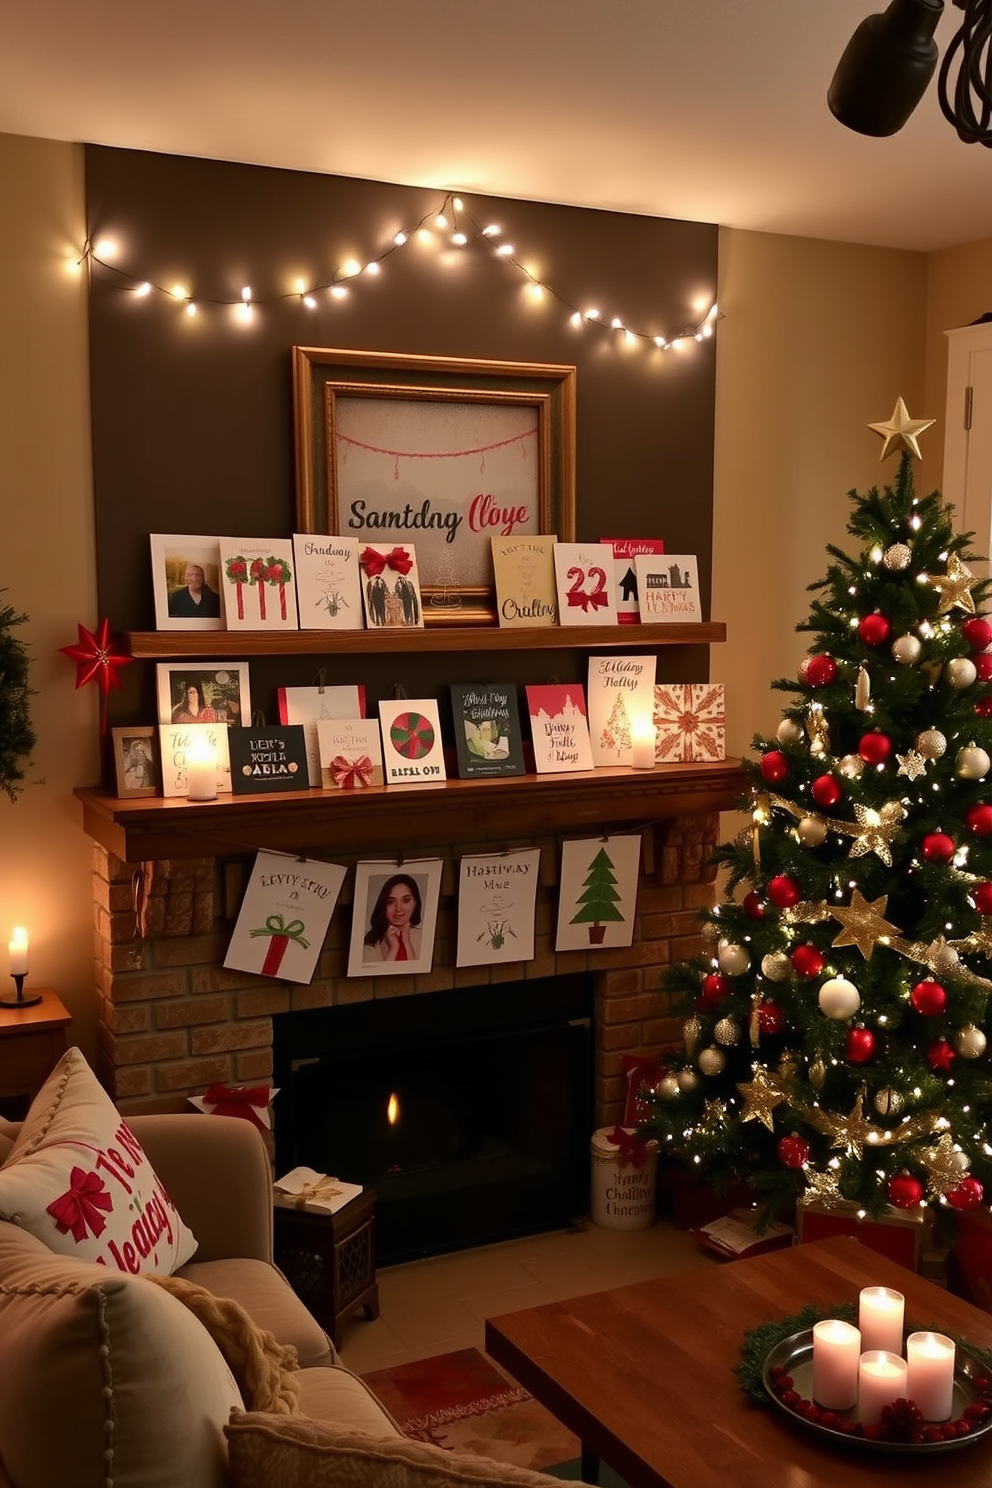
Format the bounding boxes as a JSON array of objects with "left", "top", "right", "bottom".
[{"left": 0, "top": 591, "right": 36, "bottom": 802}]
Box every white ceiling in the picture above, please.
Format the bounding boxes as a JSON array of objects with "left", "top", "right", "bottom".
[{"left": 3, "top": 0, "right": 991, "bottom": 254}]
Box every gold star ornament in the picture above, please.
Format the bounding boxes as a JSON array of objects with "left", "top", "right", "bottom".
[
  {"left": 736, "top": 1067, "right": 790, "bottom": 1132},
  {"left": 868, "top": 398, "right": 935, "bottom": 461},
  {"left": 928, "top": 553, "right": 977, "bottom": 616},
  {"left": 844, "top": 801, "right": 906, "bottom": 866},
  {"left": 831, "top": 889, "right": 902, "bottom": 959}
]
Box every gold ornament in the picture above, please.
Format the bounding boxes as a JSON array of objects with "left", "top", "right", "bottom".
[
  {"left": 896, "top": 749, "right": 928, "bottom": 781},
  {"left": 873, "top": 1087, "right": 903, "bottom": 1116},
  {"left": 921, "top": 1133, "right": 968, "bottom": 1193},
  {"left": 683, "top": 1015, "right": 703, "bottom": 1057},
  {"left": 955, "top": 1024, "right": 988, "bottom": 1059},
  {"left": 806, "top": 704, "right": 830, "bottom": 756},
  {"left": 845, "top": 801, "right": 906, "bottom": 867},
  {"left": 928, "top": 553, "right": 977, "bottom": 616},
  {"left": 736, "top": 1068, "right": 790, "bottom": 1131},
  {"left": 916, "top": 729, "right": 947, "bottom": 760},
  {"left": 839, "top": 753, "right": 866, "bottom": 779},
  {"left": 868, "top": 398, "right": 935, "bottom": 461},
  {"left": 809, "top": 1056, "right": 826, "bottom": 1092},
  {"left": 800, "top": 1164, "right": 844, "bottom": 1207},
  {"left": 883, "top": 543, "right": 912, "bottom": 571},
  {"left": 777, "top": 1050, "right": 799, "bottom": 1080},
  {"left": 831, "top": 889, "right": 902, "bottom": 960},
  {"left": 714, "top": 1015, "right": 741, "bottom": 1046}
]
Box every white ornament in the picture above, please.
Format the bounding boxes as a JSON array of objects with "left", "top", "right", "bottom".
[
  {"left": 761, "top": 951, "right": 792, "bottom": 982},
  {"left": 818, "top": 975, "right": 861, "bottom": 1020},
  {"left": 677, "top": 1067, "right": 700, "bottom": 1093},
  {"left": 946, "top": 657, "right": 978, "bottom": 689},
  {"left": 874, "top": 1087, "right": 903, "bottom": 1116},
  {"left": 956, "top": 744, "right": 991, "bottom": 780},
  {"left": 717, "top": 940, "right": 750, "bottom": 976},
  {"left": 656, "top": 1074, "right": 680, "bottom": 1102},
  {"left": 797, "top": 816, "right": 828, "bottom": 848},
  {"left": 892, "top": 634, "right": 923, "bottom": 665},
  {"left": 855, "top": 665, "right": 871, "bottom": 712},
  {"left": 956, "top": 1024, "right": 987, "bottom": 1059},
  {"left": 884, "top": 543, "right": 912, "bottom": 571},
  {"left": 839, "top": 754, "right": 865, "bottom": 779},
  {"left": 931, "top": 942, "right": 960, "bottom": 976},
  {"left": 916, "top": 729, "right": 947, "bottom": 760},
  {"left": 697, "top": 1046, "right": 726, "bottom": 1077},
  {"left": 776, "top": 717, "right": 804, "bottom": 747},
  {"left": 714, "top": 1015, "right": 741, "bottom": 1047}
]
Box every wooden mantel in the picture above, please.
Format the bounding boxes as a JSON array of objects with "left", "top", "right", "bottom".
[{"left": 75, "top": 760, "right": 747, "bottom": 863}]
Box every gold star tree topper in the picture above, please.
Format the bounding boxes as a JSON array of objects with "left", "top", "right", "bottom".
[{"left": 868, "top": 398, "right": 935, "bottom": 461}]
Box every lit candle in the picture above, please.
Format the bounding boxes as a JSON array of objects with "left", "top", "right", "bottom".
[
  {"left": 630, "top": 718, "right": 656, "bottom": 770},
  {"left": 812, "top": 1318, "right": 861, "bottom": 1409},
  {"left": 858, "top": 1350, "right": 909, "bottom": 1425},
  {"left": 185, "top": 737, "right": 218, "bottom": 802},
  {"left": 906, "top": 1331, "right": 956, "bottom": 1422},
  {"left": 8, "top": 926, "right": 28, "bottom": 976},
  {"left": 859, "top": 1286, "right": 905, "bottom": 1354}
]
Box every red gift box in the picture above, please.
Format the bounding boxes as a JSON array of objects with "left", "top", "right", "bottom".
[{"left": 797, "top": 1199, "right": 925, "bottom": 1271}]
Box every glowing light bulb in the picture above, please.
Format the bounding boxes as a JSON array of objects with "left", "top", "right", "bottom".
[
  {"left": 134, "top": 282, "right": 152, "bottom": 297},
  {"left": 417, "top": 227, "right": 432, "bottom": 244},
  {"left": 654, "top": 336, "right": 668, "bottom": 349},
  {"left": 94, "top": 238, "right": 118, "bottom": 259},
  {"left": 584, "top": 307, "right": 601, "bottom": 321},
  {"left": 452, "top": 197, "right": 463, "bottom": 211},
  {"left": 170, "top": 284, "right": 188, "bottom": 300},
  {"left": 570, "top": 311, "right": 582, "bottom": 327},
  {"left": 482, "top": 223, "right": 501, "bottom": 236},
  {"left": 435, "top": 213, "right": 448, "bottom": 229},
  {"left": 496, "top": 243, "right": 514, "bottom": 255},
  {"left": 303, "top": 294, "right": 316, "bottom": 309},
  {"left": 364, "top": 261, "right": 380, "bottom": 275},
  {"left": 526, "top": 283, "right": 544, "bottom": 302},
  {"left": 185, "top": 301, "right": 197, "bottom": 317},
  {"left": 452, "top": 232, "right": 467, "bottom": 246},
  {"left": 393, "top": 231, "right": 407, "bottom": 246},
  {"left": 330, "top": 285, "right": 349, "bottom": 299},
  {"left": 241, "top": 285, "right": 252, "bottom": 302},
  {"left": 611, "top": 317, "right": 623, "bottom": 329}
]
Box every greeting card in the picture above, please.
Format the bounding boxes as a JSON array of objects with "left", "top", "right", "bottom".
[
  {"left": 217, "top": 538, "right": 299, "bottom": 630},
  {"left": 634, "top": 554, "right": 702, "bottom": 623},
  {"left": 359, "top": 543, "right": 425, "bottom": 629},
  {"left": 224, "top": 849, "right": 346, "bottom": 984},
  {"left": 227, "top": 725, "right": 309, "bottom": 794},
  {"left": 455, "top": 848, "right": 541, "bottom": 966},
  {"left": 277, "top": 683, "right": 366, "bottom": 787},
  {"left": 587, "top": 655, "right": 658, "bottom": 766},
  {"left": 552, "top": 543, "right": 620, "bottom": 626},
  {"left": 450, "top": 683, "right": 525, "bottom": 778},
  {"left": 525, "top": 684, "right": 593, "bottom": 774},
  {"left": 316, "top": 719, "right": 385, "bottom": 788},
  {"left": 653, "top": 683, "right": 726, "bottom": 762},
  {"left": 599, "top": 537, "right": 666, "bottom": 623},
  {"left": 555, "top": 834, "right": 642, "bottom": 951},
  {"left": 292, "top": 533, "right": 364, "bottom": 630},
  {"left": 346, "top": 859, "right": 444, "bottom": 977},
  {"left": 378, "top": 698, "right": 447, "bottom": 783},
  {"left": 491, "top": 535, "right": 559, "bottom": 626},
  {"left": 157, "top": 722, "right": 232, "bottom": 798}
]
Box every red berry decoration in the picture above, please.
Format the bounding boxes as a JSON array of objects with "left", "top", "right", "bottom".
[
  {"left": 804, "top": 654, "right": 838, "bottom": 687},
  {"left": 845, "top": 1026, "right": 876, "bottom": 1063},
  {"left": 946, "top": 1176, "right": 984, "bottom": 1211},
  {"left": 767, "top": 874, "right": 801, "bottom": 908},
  {"left": 858, "top": 731, "right": 892, "bottom": 765},
  {"left": 973, "top": 883, "right": 992, "bottom": 915},
  {"left": 963, "top": 617, "right": 992, "bottom": 653},
  {"left": 858, "top": 613, "right": 891, "bottom": 646},
  {"left": 777, "top": 1135, "right": 809, "bottom": 1169},
  {"left": 811, "top": 774, "right": 843, "bottom": 808},
  {"left": 701, "top": 972, "right": 731, "bottom": 1006},
  {"left": 742, "top": 890, "right": 767, "bottom": 919},
  {"left": 976, "top": 653, "right": 992, "bottom": 683},
  {"left": 757, "top": 1000, "right": 785, "bottom": 1034},
  {"left": 760, "top": 750, "right": 790, "bottom": 783},
  {"left": 888, "top": 1172, "right": 925, "bottom": 1209},
  {"left": 791, "top": 943, "right": 825, "bottom": 978},
  {"left": 911, "top": 980, "right": 948, "bottom": 1016},
  {"left": 921, "top": 832, "right": 956, "bottom": 864},
  {"left": 966, "top": 804, "right": 992, "bottom": 837}
]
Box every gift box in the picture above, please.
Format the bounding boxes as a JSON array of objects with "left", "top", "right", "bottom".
[
  {"left": 653, "top": 684, "right": 726, "bottom": 763},
  {"left": 797, "top": 1198, "right": 926, "bottom": 1272},
  {"left": 947, "top": 1206, "right": 992, "bottom": 1311}
]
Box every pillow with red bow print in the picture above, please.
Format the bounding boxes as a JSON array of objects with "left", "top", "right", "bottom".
[{"left": 0, "top": 1046, "right": 197, "bottom": 1274}]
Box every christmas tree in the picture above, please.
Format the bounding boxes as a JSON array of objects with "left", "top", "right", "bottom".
[
  {"left": 570, "top": 847, "right": 625, "bottom": 943},
  {"left": 644, "top": 401, "right": 992, "bottom": 1228},
  {"left": 0, "top": 591, "right": 36, "bottom": 802}
]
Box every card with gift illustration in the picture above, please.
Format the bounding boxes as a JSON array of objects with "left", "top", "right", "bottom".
[
  {"left": 277, "top": 683, "right": 366, "bottom": 787},
  {"left": 224, "top": 849, "right": 346, "bottom": 984},
  {"left": 653, "top": 683, "right": 726, "bottom": 762},
  {"left": 450, "top": 683, "right": 525, "bottom": 778},
  {"left": 552, "top": 543, "right": 620, "bottom": 626},
  {"left": 316, "top": 719, "right": 384, "bottom": 788},
  {"left": 378, "top": 698, "right": 447, "bottom": 783},
  {"left": 217, "top": 537, "right": 299, "bottom": 630},
  {"left": 634, "top": 554, "right": 702, "bottom": 623},
  {"left": 292, "top": 533, "right": 364, "bottom": 630},
  {"left": 158, "top": 722, "right": 232, "bottom": 798},
  {"left": 599, "top": 538, "right": 666, "bottom": 623},
  {"left": 587, "top": 655, "right": 658, "bottom": 766},
  {"left": 525, "top": 684, "right": 594, "bottom": 774},
  {"left": 358, "top": 542, "right": 425, "bottom": 629},
  {"left": 491, "top": 535, "right": 559, "bottom": 627}
]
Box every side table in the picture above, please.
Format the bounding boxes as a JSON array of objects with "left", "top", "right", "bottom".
[
  {"left": 0, "top": 988, "right": 72, "bottom": 1117},
  {"left": 273, "top": 1189, "right": 379, "bottom": 1349}
]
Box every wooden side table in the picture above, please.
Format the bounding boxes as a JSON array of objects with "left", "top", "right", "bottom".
[
  {"left": 273, "top": 1189, "right": 379, "bottom": 1349},
  {"left": 0, "top": 988, "right": 72, "bottom": 1115}
]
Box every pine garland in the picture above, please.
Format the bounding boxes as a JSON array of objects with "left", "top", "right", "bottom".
[{"left": 0, "top": 591, "right": 36, "bottom": 801}]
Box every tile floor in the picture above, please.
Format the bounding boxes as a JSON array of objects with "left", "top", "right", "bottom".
[{"left": 336, "top": 1216, "right": 716, "bottom": 1373}]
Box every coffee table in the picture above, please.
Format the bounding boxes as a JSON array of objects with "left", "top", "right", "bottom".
[{"left": 485, "top": 1235, "right": 992, "bottom": 1488}]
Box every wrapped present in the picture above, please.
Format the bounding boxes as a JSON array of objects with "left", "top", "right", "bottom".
[
  {"left": 273, "top": 1165, "right": 363, "bottom": 1215},
  {"left": 188, "top": 1083, "right": 277, "bottom": 1130},
  {"left": 797, "top": 1197, "right": 927, "bottom": 1271},
  {"left": 653, "top": 683, "right": 726, "bottom": 762}
]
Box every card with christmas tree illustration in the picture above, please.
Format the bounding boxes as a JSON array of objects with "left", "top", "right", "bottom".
[
  {"left": 450, "top": 683, "right": 525, "bottom": 778},
  {"left": 292, "top": 533, "right": 364, "bottom": 631},
  {"left": 277, "top": 683, "right": 366, "bottom": 787},
  {"left": 455, "top": 848, "right": 541, "bottom": 966},
  {"left": 217, "top": 537, "right": 299, "bottom": 630},
  {"left": 378, "top": 698, "right": 447, "bottom": 783},
  {"left": 316, "top": 718, "right": 384, "bottom": 788},
  {"left": 653, "top": 683, "right": 726, "bottom": 762},
  {"left": 599, "top": 538, "right": 666, "bottom": 623},
  {"left": 491, "top": 535, "right": 559, "bottom": 626},
  {"left": 555, "top": 834, "right": 641, "bottom": 951},
  {"left": 358, "top": 542, "right": 425, "bottom": 629},
  {"left": 634, "top": 553, "right": 702, "bottom": 623},
  {"left": 587, "top": 655, "right": 657, "bottom": 766},
  {"left": 224, "top": 849, "right": 346, "bottom": 984},
  {"left": 525, "top": 684, "right": 594, "bottom": 773},
  {"left": 552, "top": 542, "right": 620, "bottom": 626}
]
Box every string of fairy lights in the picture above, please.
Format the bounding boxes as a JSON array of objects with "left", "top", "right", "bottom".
[{"left": 76, "top": 191, "right": 719, "bottom": 354}]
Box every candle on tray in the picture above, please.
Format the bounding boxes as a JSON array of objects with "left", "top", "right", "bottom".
[
  {"left": 8, "top": 926, "right": 28, "bottom": 976},
  {"left": 185, "top": 737, "right": 218, "bottom": 802},
  {"left": 906, "top": 1331, "right": 956, "bottom": 1422},
  {"left": 858, "top": 1286, "right": 905, "bottom": 1355},
  {"left": 630, "top": 719, "right": 656, "bottom": 770},
  {"left": 858, "top": 1350, "right": 909, "bottom": 1425},
  {"left": 811, "top": 1318, "right": 861, "bottom": 1409}
]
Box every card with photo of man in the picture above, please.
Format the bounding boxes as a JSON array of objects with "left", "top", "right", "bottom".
[{"left": 150, "top": 534, "right": 225, "bottom": 631}]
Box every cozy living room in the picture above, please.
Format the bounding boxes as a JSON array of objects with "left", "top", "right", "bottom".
[{"left": 6, "top": 3, "right": 992, "bottom": 1487}]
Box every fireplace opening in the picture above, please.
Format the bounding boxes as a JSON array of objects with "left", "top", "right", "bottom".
[{"left": 273, "top": 975, "right": 593, "bottom": 1264}]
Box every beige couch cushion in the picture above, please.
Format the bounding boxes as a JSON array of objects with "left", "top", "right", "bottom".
[
  {"left": 180, "top": 1255, "right": 335, "bottom": 1368},
  {"left": 0, "top": 1220, "right": 242, "bottom": 1488}
]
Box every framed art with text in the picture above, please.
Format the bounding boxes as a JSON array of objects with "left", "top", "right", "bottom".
[{"left": 293, "top": 347, "right": 576, "bottom": 625}]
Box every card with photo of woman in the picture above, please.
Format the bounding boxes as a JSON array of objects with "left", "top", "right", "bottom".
[
  {"left": 155, "top": 662, "right": 251, "bottom": 727},
  {"left": 346, "top": 858, "right": 443, "bottom": 977}
]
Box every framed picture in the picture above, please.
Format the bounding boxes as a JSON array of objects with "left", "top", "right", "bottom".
[
  {"left": 155, "top": 662, "right": 251, "bottom": 728},
  {"left": 293, "top": 347, "right": 576, "bottom": 626},
  {"left": 347, "top": 858, "right": 444, "bottom": 977},
  {"left": 150, "top": 534, "right": 225, "bottom": 631},
  {"left": 111, "top": 725, "right": 159, "bottom": 797}
]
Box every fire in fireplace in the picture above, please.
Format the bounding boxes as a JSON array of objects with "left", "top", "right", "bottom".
[{"left": 272, "top": 974, "right": 593, "bottom": 1264}]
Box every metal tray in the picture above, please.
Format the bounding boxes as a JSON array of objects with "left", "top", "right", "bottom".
[{"left": 762, "top": 1328, "right": 992, "bottom": 1454}]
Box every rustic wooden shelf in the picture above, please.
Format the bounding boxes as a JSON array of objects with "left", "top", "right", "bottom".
[
  {"left": 75, "top": 760, "right": 747, "bottom": 863},
  {"left": 125, "top": 622, "right": 727, "bottom": 658}
]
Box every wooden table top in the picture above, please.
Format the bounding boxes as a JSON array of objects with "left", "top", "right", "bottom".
[{"left": 484, "top": 1235, "right": 992, "bottom": 1488}]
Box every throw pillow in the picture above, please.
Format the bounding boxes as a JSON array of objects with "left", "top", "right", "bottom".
[
  {"left": 225, "top": 1413, "right": 593, "bottom": 1488},
  {"left": 0, "top": 1045, "right": 197, "bottom": 1273}
]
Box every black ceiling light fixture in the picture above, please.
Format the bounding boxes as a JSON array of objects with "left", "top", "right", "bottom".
[{"left": 828, "top": 0, "right": 992, "bottom": 145}]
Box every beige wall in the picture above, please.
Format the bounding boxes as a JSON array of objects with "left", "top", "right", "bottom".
[
  {"left": 0, "top": 134, "right": 98, "bottom": 1058},
  {"left": 924, "top": 235, "right": 992, "bottom": 488}
]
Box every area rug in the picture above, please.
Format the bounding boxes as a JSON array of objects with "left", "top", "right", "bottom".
[{"left": 360, "top": 1347, "right": 581, "bottom": 1471}]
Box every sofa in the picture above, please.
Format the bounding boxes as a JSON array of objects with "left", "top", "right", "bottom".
[{"left": 0, "top": 1050, "right": 586, "bottom": 1488}]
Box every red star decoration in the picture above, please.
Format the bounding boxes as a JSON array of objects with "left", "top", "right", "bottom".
[{"left": 59, "top": 618, "right": 132, "bottom": 732}]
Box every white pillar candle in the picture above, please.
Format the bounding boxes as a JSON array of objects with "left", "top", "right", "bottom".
[
  {"left": 8, "top": 926, "right": 28, "bottom": 976},
  {"left": 812, "top": 1318, "right": 861, "bottom": 1409},
  {"left": 630, "top": 719, "right": 656, "bottom": 770},
  {"left": 858, "top": 1350, "right": 909, "bottom": 1425},
  {"left": 859, "top": 1286, "right": 905, "bottom": 1354},
  {"left": 185, "top": 738, "right": 218, "bottom": 802},
  {"left": 906, "top": 1331, "right": 956, "bottom": 1422}
]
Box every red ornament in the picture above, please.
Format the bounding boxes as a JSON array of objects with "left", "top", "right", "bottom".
[
  {"left": 760, "top": 750, "right": 790, "bottom": 783},
  {"left": 911, "top": 980, "right": 948, "bottom": 1016},
  {"left": 926, "top": 1038, "right": 955, "bottom": 1073},
  {"left": 921, "top": 832, "right": 956, "bottom": 865},
  {"left": 845, "top": 1026, "right": 876, "bottom": 1063},
  {"left": 966, "top": 804, "right": 992, "bottom": 837},
  {"left": 804, "top": 654, "right": 838, "bottom": 687},
  {"left": 777, "top": 1135, "right": 809, "bottom": 1169},
  {"left": 858, "top": 732, "right": 892, "bottom": 765},
  {"left": 811, "top": 774, "right": 843, "bottom": 808},
  {"left": 58, "top": 617, "right": 133, "bottom": 733},
  {"left": 767, "top": 875, "right": 801, "bottom": 908},
  {"left": 976, "top": 696, "right": 992, "bottom": 718},
  {"left": 791, "top": 944, "right": 825, "bottom": 978},
  {"left": 742, "top": 890, "right": 767, "bottom": 920},
  {"left": 945, "top": 1176, "right": 984, "bottom": 1211},
  {"left": 858, "top": 614, "right": 891, "bottom": 647},
  {"left": 976, "top": 653, "right": 992, "bottom": 683},
  {"left": 962, "top": 617, "right": 992, "bottom": 653},
  {"left": 887, "top": 1172, "right": 925, "bottom": 1209},
  {"left": 973, "top": 883, "right": 992, "bottom": 915},
  {"left": 700, "top": 972, "right": 732, "bottom": 1006},
  {"left": 757, "top": 1000, "right": 785, "bottom": 1034}
]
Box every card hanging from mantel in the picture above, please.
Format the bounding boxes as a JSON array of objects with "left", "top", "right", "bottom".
[
  {"left": 224, "top": 850, "right": 347, "bottom": 984},
  {"left": 555, "top": 834, "right": 642, "bottom": 951},
  {"left": 346, "top": 858, "right": 444, "bottom": 977},
  {"left": 456, "top": 848, "right": 541, "bottom": 967},
  {"left": 277, "top": 680, "right": 366, "bottom": 787}
]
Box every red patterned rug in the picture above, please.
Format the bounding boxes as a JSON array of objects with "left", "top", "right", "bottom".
[{"left": 360, "top": 1347, "right": 581, "bottom": 1471}]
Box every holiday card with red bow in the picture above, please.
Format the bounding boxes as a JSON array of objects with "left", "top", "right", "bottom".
[
  {"left": 277, "top": 682, "right": 366, "bottom": 787},
  {"left": 218, "top": 537, "right": 299, "bottom": 630},
  {"left": 224, "top": 849, "right": 346, "bottom": 984},
  {"left": 358, "top": 543, "right": 424, "bottom": 629},
  {"left": 316, "top": 719, "right": 384, "bottom": 789},
  {"left": 552, "top": 543, "right": 620, "bottom": 627},
  {"left": 653, "top": 683, "right": 726, "bottom": 762}
]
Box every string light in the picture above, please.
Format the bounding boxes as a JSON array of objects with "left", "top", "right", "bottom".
[{"left": 80, "top": 192, "right": 719, "bottom": 354}]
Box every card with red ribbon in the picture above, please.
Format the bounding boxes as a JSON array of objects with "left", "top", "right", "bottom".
[
  {"left": 188, "top": 1083, "right": 276, "bottom": 1131},
  {"left": 358, "top": 543, "right": 425, "bottom": 630},
  {"left": 223, "top": 849, "right": 346, "bottom": 985},
  {"left": 552, "top": 542, "right": 620, "bottom": 627},
  {"left": 316, "top": 719, "right": 384, "bottom": 788}
]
